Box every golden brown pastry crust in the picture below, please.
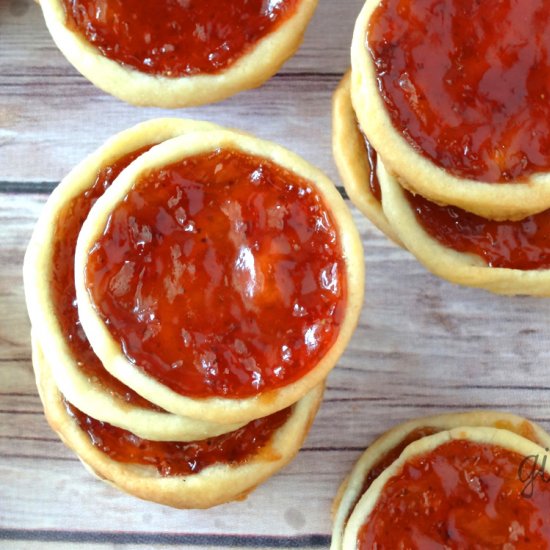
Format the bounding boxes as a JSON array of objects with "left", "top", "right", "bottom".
[
  {"left": 75, "top": 128, "right": 365, "bottom": 424},
  {"left": 351, "top": 0, "right": 550, "bottom": 221},
  {"left": 32, "top": 335, "right": 324, "bottom": 509},
  {"left": 24, "top": 118, "right": 246, "bottom": 441},
  {"left": 332, "top": 71, "right": 402, "bottom": 246},
  {"left": 341, "top": 425, "right": 550, "bottom": 549},
  {"left": 331, "top": 410, "right": 550, "bottom": 550},
  {"left": 378, "top": 161, "right": 550, "bottom": 295},
  {"left": 39, "top": 0, "right": 318, "bottom": 108}
]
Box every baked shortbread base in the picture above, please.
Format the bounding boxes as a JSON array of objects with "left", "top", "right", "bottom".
[
  {"left": 75, "top": 128, "right": 364, "bottom": 425},
  {"left": 378, "top": 161, "right": 550, "bottom": 296},
  {"left": 32, "top": 336, "right": 324, "bottom": 509},
  {"left": 24, "top": 118, "right": 248, "bottom": 441},
  {"left": 39, "top": 0, "right": 318, "bottom": 108},
  {"left": 341, "top": 425, "right": 550, "bottom": 549},
  {"left": 332, "top": 71, "right": 402, "bottom": 246},
  {"left": 351, "top": 0, "right": 550, "bottom": 221},
  {"left": 331, "top": 411, "right": 550, "bottom": 550}
]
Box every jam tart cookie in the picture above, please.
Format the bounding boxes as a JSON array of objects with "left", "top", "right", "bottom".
[
  {"left": 32, "top": 335, "right": 324, "bottom": 509},
  {"left": 332, "top": 71, "right": 401, "bottom": 246},
  {"left": 75, "top": 127, "right": 364, "bottom": 425},
  {"left": 331, "top": 411, "right": 550, "bottom": 549},
  {"left": 351, "top": 0, "right": 550, "bottom": 220},
  {"left": 24, "top": 118, "right": 248, "bottom": 441},
  {"left": 38, "top": 0, "right": 318, "bottom": 107},
  {"left": 344, "top": 429, "right": 550, "bottom": 548},
  {"left": 332, "top": 412, "right": 550, "bottom": 549},
  {"left": 378, "top": 162, "right": 550, "bottom": 295}
]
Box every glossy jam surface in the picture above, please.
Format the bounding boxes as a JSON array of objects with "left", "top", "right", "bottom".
[
  {"left": 407, "top": 191, "right": 550, "bottom": 270},
  {"left": 63, "top": 0, "right": 300, "bottom": 77},
  {"left": 361, "top": 427, "right": 438, "bottom": 495},
  {"left": 86, "top": 149, "right": 346, "bottom": 399},
  {"left": 65, "top": 399, "right": 291, "bottom": 476},
  {"left": 52, "top": 145, "right": 159, "bottom": 410},
  {"left": 368, "top": 0, "right": 550, "bottom": 182},
  {"left": 344, "top": 427, "right": 438, "bottom": 527},
  {"left": 358, "top": 440, "right": 550, "bottom": 548}
]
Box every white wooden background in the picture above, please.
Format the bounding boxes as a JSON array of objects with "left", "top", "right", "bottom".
[{"left": 2, "top": 0, "right": 550, "bottom": 548}]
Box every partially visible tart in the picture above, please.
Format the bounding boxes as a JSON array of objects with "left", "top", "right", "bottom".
[
  {"left": 332, "top": 411, "right": 550, "bottom": 549},
  {"left": 351, "top": 0, "right": 550, "bottom": 220},
  {"left": 333, "top": 63, "right": 550, "bottom": 294},
  {"left": 332, "top": 71, "right": 402, "bottom": 246},
  {"left": 75, "top": 129, "right": 364, "bottom": 423},
  {"left": 38, "top": 0, "right": 318, "bottom": 107},
  {"left": 378, "top": 161, "right": 550, "bottom": 295},
  {"left": 343, "top": 428, "right": 550, "bottom": 548},
  {"left": 33, "top": 335, "right": 324, "bottom": 509},
  {"left": 24, "top": 119, "right": 246, "bottom": 441}
]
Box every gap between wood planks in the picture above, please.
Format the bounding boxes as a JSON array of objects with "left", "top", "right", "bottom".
[{"left": 0, "top": 529, "right": 330, "bottom": 548}]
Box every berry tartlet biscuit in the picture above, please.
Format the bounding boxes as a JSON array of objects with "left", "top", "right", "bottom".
[
  {"left": 351, "top": 0, "right": 550, "bottom": 220},
  {"left": 39, "top": 0, "right": 318, "bottom": 107},
  {"left": 333, "top": 75, "right": 550, "bottom": 294},
  {"left": 333, "top": 411, "right": 550, "bottom": 549},
  {"left": 75, "top": 127, "right": 364, "bottom": 424},
  {"left": 25, "top": 119, "right": 363, "bottom": 507},
  {"left": 33, "top": 335, "right": 324, "bottom": 509}
]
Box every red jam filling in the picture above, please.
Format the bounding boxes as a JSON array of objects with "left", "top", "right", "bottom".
[
  {"left": 358, "top": 439, "right": 550, "bottom": 548},
  {"left": 407, "top": 191, "right": 550, "bottom": 270},
  {"left": 63, "top": 0, "right": 300, "bottom": 77},
  {"left": 347, "top": 422, "right": 543, "bottom": 527},
  {"left": 354, "top": 120, "right": 381, "bottom": 202},
  {"left": 85, "top": 149, "right": 346, "bottom": 399},
  {"left": 65, "top": 398, "right": 291, "bottom": 475},
  {"left": 367, "top": 0, "right": 550, "bottom": 182},
  {"left": 52, "top": 145, "right": 160, "bottom": 410},
  {"left": 361, "top": 427, "right": 438, "bottom": 495},
  {"left": 343, "top": 427, "right": 438, "bottom": 527}
]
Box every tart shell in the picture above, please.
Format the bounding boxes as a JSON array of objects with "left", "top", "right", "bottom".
[
  {"left": 75, "top": 128, "right": 365, "bottom": 424},
  {"left": 351, "top": 0, "right": 550, "bottom": 221},
  {"left": 32, "top": 335, "right": 324, "bottom": 509},
  {"left": 331, "top": 410, "right": 550, "bottom": 550},
  {"left": 341, "top": 425, "right": 550, "bottom": 549},
  {"left": 39, "top": 0, "right": 319, "bottom": 108}
]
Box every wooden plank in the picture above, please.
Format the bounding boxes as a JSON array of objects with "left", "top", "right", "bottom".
[
  {"left": 0, "top": 451, "right": 345, "bottom": 535},
  {"left": 0, "top": 540, "right": 328, "bottom": 550},
  {"left": 5, "top": 195, "right": 550, "bottom": 409},
  {"left": 0, "top": 195, "right": 39, "bottom": 362},
  {"left": 0, "top": 75, "right": 343, "bottom": 184}
]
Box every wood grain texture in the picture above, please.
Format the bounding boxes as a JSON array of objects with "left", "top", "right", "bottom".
[{"left": 2, "top": 0, "right": 550, "bottom": 548}]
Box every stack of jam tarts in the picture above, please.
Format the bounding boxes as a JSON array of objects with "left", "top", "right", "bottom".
[
  {"left": 332, "top": 411, "right": 550, "bottom": 548},
  {"left": 24, "top": 119, "right": 364, "bottom": 508},
  {"left": 335, "top": 0, "right": 550, "bottom": 295},
  {"left": 38, "top": 0, "right": 318, "bottom": 107}
]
